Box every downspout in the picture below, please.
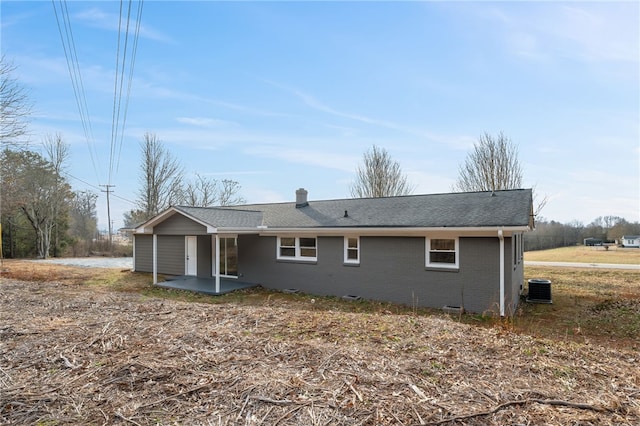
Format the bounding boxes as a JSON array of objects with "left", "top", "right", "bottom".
[
  {"left": 215, "top": 234, "right": 221, "bottom": 294},
  {"left": 153, "top": 234, "right": 158, "bottom": 285},
  {"left": 132, "top": 234, "right": 136, "bottom": 271},
  {"left": 498, "top": 228, "right": 505, "bottom": 317}
]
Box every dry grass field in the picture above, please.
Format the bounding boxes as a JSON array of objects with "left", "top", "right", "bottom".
[
  {"left": 524, "top": 245, "right": 640, "bottom": 264},
  {"left": 1, "top": 258, "right": 639, "bottom": 425}
]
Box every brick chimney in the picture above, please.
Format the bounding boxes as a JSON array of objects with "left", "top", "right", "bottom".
[{"left": 295, "top": 188, "right": 308, "bottom": 208}]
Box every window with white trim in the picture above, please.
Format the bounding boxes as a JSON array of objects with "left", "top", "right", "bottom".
[
  {"left": 277, "top": 236, "right": 317, "bottom": 261},
  {"left": 426, "top": 237, "right": 459, "bottom": 269},
  {"left": 513, "top": 233, "right": 524, "bottom": 267},
  {"left": 219, "top": 237, "right": 238, "bottom": 277},
  {"left": 344, "top": 236, "right": 360, "bottom": 264}
]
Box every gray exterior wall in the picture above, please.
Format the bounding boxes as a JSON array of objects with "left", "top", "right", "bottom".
[
  {"left": 507, "top": 234, "right": 525, "bottom": 315},
  {"left": 134, "top": 234, "right": 152, "bottom": 272},
  {"left": 237, "top": 235, "right": 511, "bottom": 314},
  {"left": 157, "top": 235, "right": 185, "bottom": 275},
  {"left": 154, "top": 214, "right": 207, "bottom": 235},
  {"left": 135, "top": 229, "right": 524, "bottom": 314},
  {"left": 197, "top": 235, "right": 212, "bottom": 277},
  {"left": 134, "top": 235, "right": 186, "bottom": 276},
  {"left": 135, "top": 215, "right": 212, "bottom": 277}
]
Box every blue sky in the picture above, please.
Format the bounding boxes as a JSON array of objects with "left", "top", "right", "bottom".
[{"left": 2, "top": 1, "right": 639, "bottom": 230}]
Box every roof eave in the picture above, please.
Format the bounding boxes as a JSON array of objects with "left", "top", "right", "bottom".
[{"left": 258, "top": 225, "right": 531, "bottom": 236}]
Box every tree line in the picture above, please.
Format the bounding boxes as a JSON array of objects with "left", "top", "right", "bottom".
[
  {"left": 2, "top": 138, "right": 99, "bottom": 258},
  {"left": 525, "top": 216, "right": 640, "bottom": 251}
]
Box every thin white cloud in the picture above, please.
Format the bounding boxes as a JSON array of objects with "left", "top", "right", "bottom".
[
  {"left": 245, "top": 145, "right": 358, "bottom": 173},
  {"left": 244, "top": 188, "right": 288, "bottom": 204},
  {"left": 133, "top": 80, "right": 291, "bottom": 119},
  {"left": 176, "top": 117, "right": 240, "bottom": 128},
  {"left": 198, "top": 170, "right": 269, "bottom": 177},
  {"left": 556, "top": 5, "right": 638, "bottom": 64},
  {"left": 263, "top": 79, "right": 474, "bottom": 150},
  {"left": 485, "top": 3, "right": 639, "bottom": 64},
  {"left": 73, "top": 7, "right": 175, "bottom": 44},
  {"left": 406, "top": 170, "right": 456, "bottom": 195}
]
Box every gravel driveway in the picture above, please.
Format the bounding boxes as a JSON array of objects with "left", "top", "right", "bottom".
[{"left": 33, "top": 257, "right": 133, "bottom": 269}]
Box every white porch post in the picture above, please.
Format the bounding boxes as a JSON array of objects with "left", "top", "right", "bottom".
[
  {"left": 215, "top": 234, "right": 221, "bottom": 293},
  {"left": 153, "top": 234, "right": 158, "bottom": 285},
  {"left": 498, "top": 229, "right": 505, "bottom": 317},
  {"left": 132, "top": 234, "right": 136, "bottom": 272}
]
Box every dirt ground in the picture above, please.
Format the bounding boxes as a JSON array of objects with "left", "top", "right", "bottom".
[{"left": 1, "top": 265, "right": 639, "bottom": 425}]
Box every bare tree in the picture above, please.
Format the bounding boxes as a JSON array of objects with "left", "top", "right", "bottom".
[
  {"left": 68, "top": 190, "right": 98, "bottom": 256},
  {"left": 0, "top": 56, "right": 32, "bottom": 146},
  {"left": 43, "top": 134, "right": 71, "bottom": 256},
  {"left": 454, "top": 132, "right": 547, "bottom": 215},
  {"left": 183, "top": 173, "right": 218, "bottom": 207},
  {"left": 128, "top": 133, "right": 245, "bottom": 225},
  {"left": 137, "top": 132, "right": 184, "bottom": 219},
  {"left": 453, "top": 132, "right": 522, "bottom": 192},
  {"left": 1, "top": 58, "right": 31, "bottom": 259},
  {"left": 2, "top": 148, "right": 71, "bottom": 258},
  {"left": 123, "top": 209, "right": 149, "bottom": 228},
  {"left": 218, "top": 179, "right": 245, "bottom": 206},
  {"left": 350, "top": 145, "right": 414, "bottom": 198},
  {"left": 43, "top": 133, "right": 70, "bottom": 175},
  {"left": 70, "top": 190, "right": 98, "bottom": 241},
  {"left": 182, "top": 174, "right": 245, "bottom": 207}
]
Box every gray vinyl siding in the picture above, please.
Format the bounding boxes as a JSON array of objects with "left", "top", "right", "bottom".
[
  {"left": 237, "top": 235, "right": 505, "bottom": 314},
  {"left": 132, "top": 234, "right": 212, "bottom": 278},
  {"left": 197, "top": 235, "right": 212, "bottom": 277},
  {"left": 134, "top": 235, "right": 185, "bottom": 275},
  {"left": 154, "top": 214, "right": 207, "bottom": 235},
  {"left": 156, "top": 235, "right": 185, "bottom": 275},
  {"left": 134, "top": 234, "right": 152, "bottom": 272},
  {"left": 507, "top": 234, "right": 525, "bottom": 315}
]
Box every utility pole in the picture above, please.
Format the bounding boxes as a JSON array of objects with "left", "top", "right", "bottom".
[{"left": 99, "top": 184, "right": 115, "bottom": 251}]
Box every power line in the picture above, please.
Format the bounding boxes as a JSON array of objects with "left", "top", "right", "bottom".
[
  {"left": 109, "top": 0, "right": 144, "bottom": 183},
  {"left": 109, "top": 0, "right": 124, "bottom": 185},
  {"left": 63, "top": 171, "right": 136, "bottom": 205},
  {"left": 116, "top": 0, "right": 144, "bottom": 173},
  {"left": 51, "top": 0, "right": 102, "bottom": 183},
  {"left": 52, "top": 0, "right": 144, "bottom": 230}
]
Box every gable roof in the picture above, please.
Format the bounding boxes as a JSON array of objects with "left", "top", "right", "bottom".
[
  {"left": 173, "top": 206, "right": 264, "bottom": 228},
  {"left": 135, "top": 189, "right": 533, "bottom": 234},
  {"left": 223, "top": 189, "right": 533, "bottom": 229}
]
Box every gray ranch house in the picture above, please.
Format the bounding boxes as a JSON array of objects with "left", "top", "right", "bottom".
[{"left": 133, "top": 188, "right": 534, "bottom": 315}]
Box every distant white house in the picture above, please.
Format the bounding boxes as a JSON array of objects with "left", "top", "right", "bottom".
[{"left": 620, "top": 235, "right": 640, "bottom": 248}]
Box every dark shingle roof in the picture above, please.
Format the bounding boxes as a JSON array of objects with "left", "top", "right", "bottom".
[
  {"left": 173, "top": 206, "right": 263, "bottom": 228},
  {"left": 214, "top": 189, "right": 533, "bottom": 229}
]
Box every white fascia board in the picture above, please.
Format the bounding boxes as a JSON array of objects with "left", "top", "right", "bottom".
[
  {"left": 134, "top": 207, "right": 178, "bottom": 234},
  {"left": 258, "top": 226, "right": 529, "bottom": 237},
  {"left": 215, "top": 228, "right": 260, "bottom": 235}
]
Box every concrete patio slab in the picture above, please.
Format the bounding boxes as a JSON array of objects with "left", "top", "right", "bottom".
[{"left": 157, "top": 276, "right": 258, "bottom": 295}]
